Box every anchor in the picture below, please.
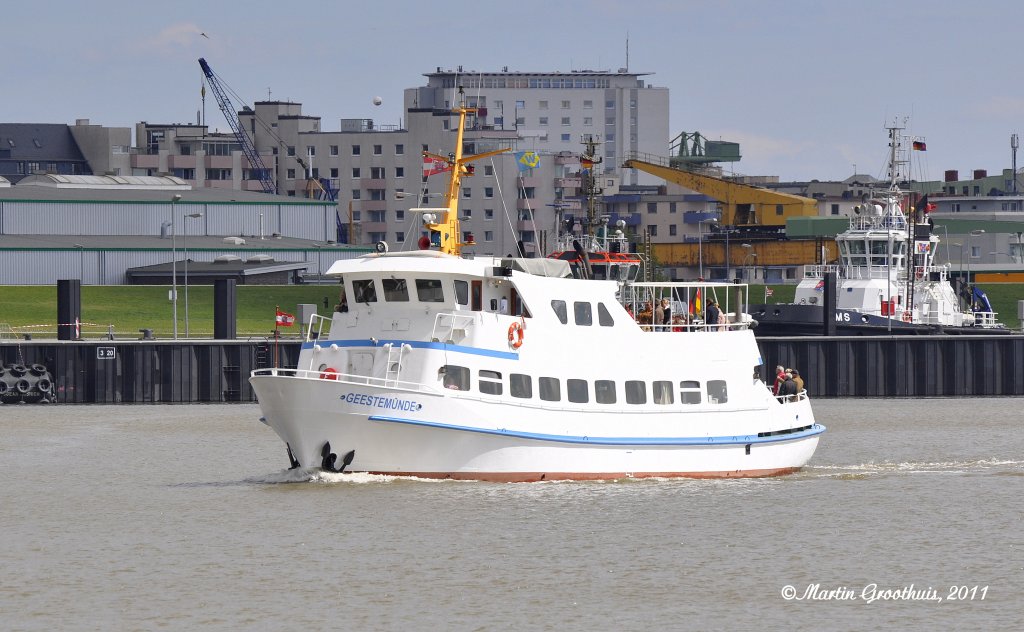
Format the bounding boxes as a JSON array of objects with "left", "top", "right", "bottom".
[
  {"left": 286, "top": 443, "right": 300, "bottom": 470},
  {"left": 320, "top": 441, "right": 355, "bottom": 473}
]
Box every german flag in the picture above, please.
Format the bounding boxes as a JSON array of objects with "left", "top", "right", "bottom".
[{"left": 912, "top": 140, "right": 927, "bottom": 151}]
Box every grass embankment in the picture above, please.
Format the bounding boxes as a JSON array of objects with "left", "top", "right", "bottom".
[
  {"left": 0, "top": 283, "right": 1020, "bottom": 339},
  {"left": 0, "top": 285, "right": 342, "bottom": 339}
]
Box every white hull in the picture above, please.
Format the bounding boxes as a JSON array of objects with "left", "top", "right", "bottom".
[{"left": 252, "top": 371, "right": 823, "bottom": 482}]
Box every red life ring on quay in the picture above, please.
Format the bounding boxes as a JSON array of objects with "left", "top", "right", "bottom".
[{"left": 508, "top": 321, "right": 525, "bottom": 349}]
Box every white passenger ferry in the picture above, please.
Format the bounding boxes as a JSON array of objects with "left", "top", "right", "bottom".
[{"left": 249, "top": 98, "right": 824, "bottom": 481}]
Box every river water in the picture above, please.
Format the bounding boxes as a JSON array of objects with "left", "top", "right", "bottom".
[{"left": 0, "top": 398, "right": 1021, "bottom": 631}]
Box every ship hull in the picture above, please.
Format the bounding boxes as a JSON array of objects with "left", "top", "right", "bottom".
[
  {"left": 252, "top": 372, "right": 823, "bottom": 482},
  {"left": 749, "top": 303, "right": 1011, "bottom": 336}
]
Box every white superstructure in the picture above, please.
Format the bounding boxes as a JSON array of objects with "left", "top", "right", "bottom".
[{"left": 249, "top": 97, "right": 823, "bottom": 481}]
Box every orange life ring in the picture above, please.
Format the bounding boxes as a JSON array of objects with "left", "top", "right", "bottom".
[
  {"left": 901, "top": 311, "right": 913, "bottom": 323},
  {"left": 915, "top": 268, "right": 924, "bottom": 280},
  {"left": 319, "top": 367, "right": 339, "bottom": 380},
  {"left": 507, "top": 321, "right": 524, "bottom": 349}
]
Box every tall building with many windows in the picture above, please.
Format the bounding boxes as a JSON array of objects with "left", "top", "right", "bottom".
[{"left": 131, "top": 68, "right": 670, "bottom": 257}]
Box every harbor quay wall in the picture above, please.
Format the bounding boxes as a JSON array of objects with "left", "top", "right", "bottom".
[
  {"left": 757, "top": 335, "right": 1024, "bottom": 398},
  {"left": 1, "top": 335, "right": 1023, "bottom": 404}
]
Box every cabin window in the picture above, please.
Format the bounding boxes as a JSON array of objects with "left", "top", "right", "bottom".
[
  {"left": 454, "top": 280, "right": 469, "bottom": 305},
  {"left": 551, "top": 300, "right": 568, "bottom": 324},
  {"left": 567, "top": 379, "right": 589, "bottom": 403},
  {"left": 707, "top": 380, "right": 728, "bottom": 404},
  {"left": 591, "top": 265, "right": 607, "bottom": 280},
  {"left": 382, "top": 278, "right": 409, "bottom": 302},
  {"left": 625, "top": 380, "right": 646, "bottom": 404},
  {"left": 539, "top": 377, "right": 560, "bottom": 402},
  {"left": 479, "top": 370, "right": 503, "bottom": 395},
  {"left": 653, "top": 381, "right": 674, "bottom": 405},
  {"left": 870, "top": 240, "right": 889, "bottom": 266},
  {"left": 597, "top": 303, "right": 614, "bottom": 327},
  {"left": 595, "top": 380, "right": 616, "bottom": 404},
  {"left": 573, "top": 302, "right": 592, "bottom": 326},
  {"left": 441, "top": 365, "right": 470, "bottom": 391},
  {"left": 680, "top": 380, "right": 701, "bottom": 404},
  {"left": 510, "top": 374, "right": 532, "bottom": 399},
  {"left": 416, "top": 279, "right": 444, "bottom": 302},
  {"left": 352, "top": 279, "right": 377, "bottom": 303}
]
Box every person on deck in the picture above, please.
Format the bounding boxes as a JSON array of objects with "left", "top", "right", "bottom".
[{"left": 773, "top": 365, "right": 786, "bottom": 395}]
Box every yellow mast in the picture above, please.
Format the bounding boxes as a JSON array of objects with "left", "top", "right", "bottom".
[{"left": 422, "top": 88, "right": 510, "bottom": 255}]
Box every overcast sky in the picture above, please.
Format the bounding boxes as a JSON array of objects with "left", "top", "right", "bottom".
[{"left": 7, "top": 0, "right": 1022, "bottom": 182}]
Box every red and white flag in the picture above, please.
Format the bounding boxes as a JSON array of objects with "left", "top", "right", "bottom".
[
  {"left": 765, "top": 288, "right": 774, "bottom": 297},
  {"left": 423, "top": 156, "right": 451, "bottom": 177},
  {"left": 275, "top": 309, "right": 296, "bottom": 327}
]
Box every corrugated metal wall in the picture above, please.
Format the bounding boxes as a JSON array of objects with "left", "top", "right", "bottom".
[{"left": 1, "top": 200, "right": 333, "bottom": 241}]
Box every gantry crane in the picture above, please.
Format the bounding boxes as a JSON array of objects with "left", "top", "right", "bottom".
[
  {"left": 198, "top": 58, "right": 276, "bottom": 194},
  {"left": 623, "top": 154, "right": 817, "bottom": 227}
]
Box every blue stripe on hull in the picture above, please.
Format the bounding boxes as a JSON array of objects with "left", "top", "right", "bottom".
[
  {"left": 303, "top": 338, "right": 519, "bottom": 360},
  {"left": 367, "top": 415, "right": 826, "bottom": 446}
]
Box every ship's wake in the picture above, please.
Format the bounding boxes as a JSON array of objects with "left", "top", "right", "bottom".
[{"left": 804, "top": 457, "right": 1024, "bottom": 479}]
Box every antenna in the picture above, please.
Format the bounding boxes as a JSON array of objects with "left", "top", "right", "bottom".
[
  {"left": 626, "top": 31, "right": 629, "bottom": 71},
  {"left": 1012, "top": 133, "right": 1019, "bottom": 194}
]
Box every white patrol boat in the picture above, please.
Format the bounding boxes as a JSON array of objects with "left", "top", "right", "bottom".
[{"left": 249, "top": 97, "right": 824, "bottom": 481}]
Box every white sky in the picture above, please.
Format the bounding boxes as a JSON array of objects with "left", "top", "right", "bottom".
[{"left": 7, "top": 0, "right": 1023, "bottom": 182}]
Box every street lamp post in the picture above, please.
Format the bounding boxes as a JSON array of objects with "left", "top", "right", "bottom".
[
  {"left": 170, "top": 194, "right": 181, "bottom": 339},
  {"left": 73, "top": 243, "right": 85, "bottom": 283},
  {"left": 698, "top": 218, "right": 717, "bottom": 279},
  {"left": 183, "top": 212, "right": 204, "bottom": 337}
]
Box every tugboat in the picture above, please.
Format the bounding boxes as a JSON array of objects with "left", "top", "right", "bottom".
[
  {"left": 249, "top": 92, "right": 824, "bottom": 481},
  {"left": 751, "top": 122, "right": 1008, "bottom": 336}
]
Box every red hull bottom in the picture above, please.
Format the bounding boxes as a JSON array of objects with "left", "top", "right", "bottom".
[{"left": 365, "top": 466, "right": 802, "bottom": 483}]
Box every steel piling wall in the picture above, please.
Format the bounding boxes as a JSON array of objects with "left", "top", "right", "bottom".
[{"left": 1, "top": 335, "right": 1022, "bottom": 403}]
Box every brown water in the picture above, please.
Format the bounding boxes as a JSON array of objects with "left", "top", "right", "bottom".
[{"left": 0, "top": 399, "right": 1021, "bottom": 631}]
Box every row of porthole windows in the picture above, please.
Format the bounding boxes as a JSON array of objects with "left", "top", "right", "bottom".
[
  {"left": 441, "top": 365, "right": 728, "bottom": 404},
  {"left": 550, "top": 300, "right": 614, "bottom": 326}
]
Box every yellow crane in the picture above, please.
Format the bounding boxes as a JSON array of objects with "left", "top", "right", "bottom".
[{"left": 623, "top": 153, "right": 818, "bottom": 226}]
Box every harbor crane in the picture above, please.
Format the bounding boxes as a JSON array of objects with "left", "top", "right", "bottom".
[{"left": 198, "top": 58, "right": 277, "bottom": 194}]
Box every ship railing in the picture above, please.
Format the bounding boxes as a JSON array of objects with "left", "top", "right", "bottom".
[
  {"left": 772, "top": 388, "right": 809, "bottom": 404},
  {"left": 621, "top": 280, "right": 753, "bottom": 332},
  {"left": 972, "top": 311, "right": 1000, "bottom": 327},
  {"left": 251, "top": 366, "right": 439, "bottom": 394},
  {"left": 305, "top": 313, "right": 332, "bottom": 342},
  {"left": 430, "top": 312, "right": 476, "bottom": 343}
]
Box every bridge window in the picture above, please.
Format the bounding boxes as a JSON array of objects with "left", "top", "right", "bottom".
[
  {"left": 352, "top": 279, "right": 377, "bottom": 303},
  {"left": 454, "top": 280, "right": 469, "bottom": 305},
  {"left": 597, "top": 303, "right": 614, "bottom": 326},
  {"left": 382, "top": 278, "right": 409, "bottom": 302},
  {"left": 416, "top": 279, "right": 444, "bottom": 302}
]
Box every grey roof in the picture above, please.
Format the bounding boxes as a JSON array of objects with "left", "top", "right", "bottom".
[
  {"left": 0, "top": 234, "right": 368, "bottom": 252},
  {"left": 0, "top": 183, "right": 334, "bottom": 205},
  {"left": 0, "top": 123, "right": 88, "bottom": 162},
  {"left": 126, "top": 259, "right": 309, "bottom": 277}
]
